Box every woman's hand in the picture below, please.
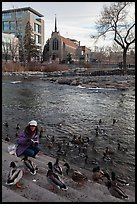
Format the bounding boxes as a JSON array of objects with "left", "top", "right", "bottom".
[{"left": 31, "top": 139, "right": 39, "bottom": 144}]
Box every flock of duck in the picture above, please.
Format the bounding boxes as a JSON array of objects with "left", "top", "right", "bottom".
[
  {"left": 3, "top": 120, "right": 130, "bottom": 200},
  {"left": 5, "top": 154, "right": 129, "bottom": 200}
]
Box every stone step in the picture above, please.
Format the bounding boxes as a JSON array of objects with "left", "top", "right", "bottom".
[
  {"left": 2, "top": 160, "right": 100, "bottom": 202},
  {"left": 2, "top": 185, "right": 36, "bottom": 202},
  {"left": 2, "top": 141, "right": 135, "bottom": 202}
]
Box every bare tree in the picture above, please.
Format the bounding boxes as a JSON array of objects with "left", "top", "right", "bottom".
[
  {"left": 9, "top": 36, "right": 19, "bottom": 62},
  {"left": 2, "top": 41, "right": 10, "bottom": 62},
  {"left": 91, "top": 2, "right": 135, "bottom": 74}
]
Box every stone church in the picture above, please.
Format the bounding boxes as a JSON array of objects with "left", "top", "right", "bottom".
[{"left": 43, "top": 16, "right": 91, "bottom": 63}]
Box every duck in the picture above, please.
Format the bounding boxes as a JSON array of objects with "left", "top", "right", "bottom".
[
  {"left": 106, "top": 180, "right": 128, "bottom": 199},
  {"left": 22, "top": 157, "right": 37, "bottom": 175},
  {"left": 92, "top": 166, "right": 105, "bottom": 182},
  {"left": 117, "top": 143, "right": 128, "bottom": 152},
  {"left": 39, "top": 127, "right": 45, "bottom": 138},
  {"left": 53, "top": 158, "right": 63, "bottom": 175},
  {"left": 4, "top": 122, "right": 9, "bottom": 128},
  {"left": 47, "top": 162, "right": 67, "bottom": 191},
  {"left": 84, "top": 155, "right": 99, "bottom": 165},
  {"left": 112, "top": 119, "right": 117, "bottom": 125},
  {"left": 56, "top": 144, "right": 66, "bottom": 156},
  {"left": 5, "top": 134, "right": 10, "bottom": 142},
  {"left": 105, "top": 146, "right": 115, "bottom": 156},
  {"left": 63, "top": 162, "right": 88, "bottom": 184},
  {"left": 111, "top": 171, "right": 129, "bottom": 186},
  {"left": 6, "top": 161, "right": 23, "bottom": 188},
  {"left": 99, "top": 119, "right": 102, "bottom": 125},
  {"left": 71, "top": 135, "right": 83, "bottom": 146},
  {"left": 16, "top": 123, "right": 20, "bottom": 130},
  {"left": 102, "top": 152, "right": 112, "bottom": 163}
]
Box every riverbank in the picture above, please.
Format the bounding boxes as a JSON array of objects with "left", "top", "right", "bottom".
[{"left": 2, "top": 70, "right": 135, "bottom": 90}]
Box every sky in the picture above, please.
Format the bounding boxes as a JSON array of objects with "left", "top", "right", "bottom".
[{"left": 2, "top": 2, "right": 114, "bottom": 50}]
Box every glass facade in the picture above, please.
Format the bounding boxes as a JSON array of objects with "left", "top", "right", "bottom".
[
  {"left": 10, "top": 21, "right": 15, "bottom": 30},
  {"left": 2, "top": 7, "right": 44, "bottom": 61},
  {"left": 2, "top": 13, "right": 12, "bottom": 19},
  {"left": 3, "top": 21, "right": 9, "bottom": 31}
]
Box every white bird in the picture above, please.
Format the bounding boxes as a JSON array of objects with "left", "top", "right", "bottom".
[{"left": 6, "top": 161, "right": 23, "bottom": 188}]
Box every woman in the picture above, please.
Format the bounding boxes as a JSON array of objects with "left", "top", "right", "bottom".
[{"left": 16, "top": 120, "right": 40, "bottom": 159}]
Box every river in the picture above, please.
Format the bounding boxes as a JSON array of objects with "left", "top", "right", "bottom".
[{"left": 2, "top": 74, "right": 135, "bottom": 187}]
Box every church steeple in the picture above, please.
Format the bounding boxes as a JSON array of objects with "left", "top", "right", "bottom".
[{"left": 55, "top": 14, "right": 57, "bottom": 32}]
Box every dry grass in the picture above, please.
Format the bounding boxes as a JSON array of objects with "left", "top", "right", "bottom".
[
  {"left": 41, "top": 63, "right": 69, "bottom": 72},
  {"left": 2, "top": 62, "right": 25, "bottom": 72},
  {"left": 2, "top": 61, "right": 70, "bottom": 73}
]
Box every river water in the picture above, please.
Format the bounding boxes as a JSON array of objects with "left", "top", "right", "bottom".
[{"left": 2, "top": 75, "right": 135, "bottom": 187}]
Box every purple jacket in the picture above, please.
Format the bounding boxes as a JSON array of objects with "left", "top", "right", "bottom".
[{"left": 16, "top": 129, "right": 39, "bottom": 157}]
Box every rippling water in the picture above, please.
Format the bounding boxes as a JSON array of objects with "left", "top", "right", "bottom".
[{"left": 2, "top": 75, "right": 135, "bottom": 187}]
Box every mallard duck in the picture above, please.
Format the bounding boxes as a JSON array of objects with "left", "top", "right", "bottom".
[
  {"left": 111, "top": 171, "right": 129, "bottom": 186},
  {"left": 47, "top": 162, "right": 67, "bottom": 191},
  {"left": 56, "top": 144, "right": 66, "bottom": 156},
  {"left": 22, "top": 157, "right": 37, "bottom": 175},
  {"left": 63, "top": 162, "right": 87, "bottom": 184},
  {"left": 105, "top": 146, "right": 114, "bottom": 156},
  {"left": 102, "top": 152, "right": 112, "bottom": 163},
  {"left": 84, "top": 155, "right": 98, "bottom": 165},
  {"left": 39, "top": 127, "right": 45, "bottom": 138},
  {"left": 117, "top": 143, "right": 128, "bottom": 152},
  {"left": 92, "top": 166, "right": 104, "bottom": 182},
  {"left": 6, "top": 161, "right": 23, "bottom": 188},
  {"left": 16, "top": 123, "right": 20, "bottom": 130},
  {"left": 99, "top": 119, "right": 102, "bottom": 125},
  {"left": 5, "top": 134, "right": 10, "bottom": 142},
  {"left": 4, "top": 122, "right": 9, "bottom": 128},
  {"left": 112, "top": 119, "right": 117, "bottom": 125},
  {"left": 106, "top": 180, "right": 128, "bottom": 199},
  {"left": 53, "top": 158, "right": 62, "bottom": 175}
]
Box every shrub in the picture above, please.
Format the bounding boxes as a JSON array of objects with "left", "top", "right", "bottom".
[
  {"left": 41, "top": 63, "right": 69, "bottom": 72},
  {"left": 2, "top": 62, "right": 25, "bottom": 72}
]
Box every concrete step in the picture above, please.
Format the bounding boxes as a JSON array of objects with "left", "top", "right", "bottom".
[
  {"left": 2, "top": 141, "right": 135, "bottom": 202},
  {"left": 2, "top": 185, "right": 36, "bottom": 202},
  {"left": 2, "top": 157, "right": 100, "bottom": 202}
]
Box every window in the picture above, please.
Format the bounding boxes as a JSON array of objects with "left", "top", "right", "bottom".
[
  {"left": 16, "top": 21, "right": 22, "bottom": 31},
  {"left": 3, "top": 21, "right": 9, "bottom": 31},
  {"left": 35, "top": 35, "right": 41, "bottom": 44},
  {"left": 15, "top": 11, "right": 24, "bottom": 18},
  {"left": 2, "top": 13, "right": 12, "bottom": 19},
  {"left": 34, "top": 23, "right": 41, "bottom": 33},
  {"left": 10, "top": 21, "right": 15, "bottom": 31},
  {"left": 52, "top": 38, "right": 59, "bottom": 50}
]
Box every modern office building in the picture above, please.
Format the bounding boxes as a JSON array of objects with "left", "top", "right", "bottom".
[{"left": 2, "top": 7, "right": 45, "bottom": 60}]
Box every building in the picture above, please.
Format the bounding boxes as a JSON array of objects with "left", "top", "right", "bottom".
[
  {"left": 2, "top": 7, "right": 45, "bottom": 60},
  {"left": 2, "top": 32, "right": 19, "bottom": 62},
  {"left": 43, "top": 16, "right": 91, "bottom": 63}
]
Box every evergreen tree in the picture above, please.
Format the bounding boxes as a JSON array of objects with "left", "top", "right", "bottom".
[
  {"left": 67, "top": 53, "right": 72, "bottom": 64},
  {"left": 43, "top": 39, "right": 50, "bottom": 61},
  {"left": 23, "top": 21, "right": 38, "bottom": 63}
]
